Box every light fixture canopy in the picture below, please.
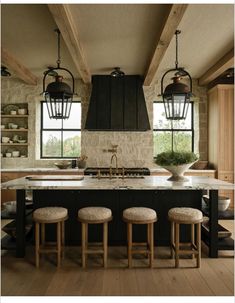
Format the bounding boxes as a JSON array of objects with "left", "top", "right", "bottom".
[
  {"left": 110, "top": 67, "right": 125, "bottom": 77},
  {"left": 161, "top": 30, "right": 192, "bottom": 120},
  {"left": 42, "top": 29, "right": 75, "bottom": 119}
]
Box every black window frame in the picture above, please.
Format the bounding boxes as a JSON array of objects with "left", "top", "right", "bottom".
[
  {"left": 40, "top": 101, "right": 81, "bottom": 159},
  {"left": 153, "top": 101, "right": 194, "bottom": 156}
]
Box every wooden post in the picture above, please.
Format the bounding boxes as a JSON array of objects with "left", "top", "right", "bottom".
[
  {"left": 82, "top": 223, "right": 86, "bottom": 268},
  {"left": 57, "top": 222, "right": 61, "bottom": 267},
  {"left": 197, "top": 223, "right": 201, "bottom": 268},
  {"left": 103, "top": 222, "right": 108, "bottom": 268},
  {"left": 35, "top": 222, "right": 40, "bottom": 268},
  {"left": 175, "top": 223, "right": 180, "bottom": 268},
  {"left": 127, "top": 223, "right": 132, "bottom": 268}
]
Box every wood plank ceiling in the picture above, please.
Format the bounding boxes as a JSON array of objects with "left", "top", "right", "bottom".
[{"left": 1, "top": 3, "right": 234, "bottom": 86}]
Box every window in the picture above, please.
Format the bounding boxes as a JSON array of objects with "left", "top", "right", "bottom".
[
  {"left": 153, "top": 101, "right": 194, "bottom": 156},
  {"left": 40, "top": 101, "right": 81, "bottom": 158}
]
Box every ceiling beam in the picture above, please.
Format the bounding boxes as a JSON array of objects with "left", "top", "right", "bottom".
[
  {"left": 1, "top": 47, "right": 38, "bottom": 85},
  {"left": 143, "top": 4, "right": 188, "bottom": 87},
  {"left": 198, "top": 48, "right": 234, "bottom": 86},
  {"left": 48, "top": 4, "right": 91, "bottom": 84}
]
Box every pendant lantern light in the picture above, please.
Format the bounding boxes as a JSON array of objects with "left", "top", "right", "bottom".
[
  {"left": 161, "top": 30, "right": 192, "bottom": 120},
  {"left": 42, "top": 29, "right": 75, "bottom": 119}
]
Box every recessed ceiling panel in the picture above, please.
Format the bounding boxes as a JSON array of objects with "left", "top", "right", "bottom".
[{"left": 68, "top": 4, "right": 171, "bottom": 76}]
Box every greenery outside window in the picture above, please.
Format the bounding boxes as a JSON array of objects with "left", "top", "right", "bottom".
[
  {"left": 153, "top": 101, "right": 194, "bottom": 156},
  {"left": 40, "top": 101, "right": 81, "bottom": 158}
]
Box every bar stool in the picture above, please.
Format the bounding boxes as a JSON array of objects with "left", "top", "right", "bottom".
[
  {"left": 78, "top": 207, "right": 112, "bottom": 268},
  {"left": 168, "top": 207, "right": 203, "bottom": 268},
  {"left": 123, "top": 207, "right": 157, "bottom": 268},
  {"left": 33, "top": 206, "right": 68, "bottom": 268}
]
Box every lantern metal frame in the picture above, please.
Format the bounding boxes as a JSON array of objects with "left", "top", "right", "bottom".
[
  {"left": 42, "top": 29, "right": 75, "bottom": 120},
  {"left": 161, "top": 30, "right": 193, "bottom": 120}
]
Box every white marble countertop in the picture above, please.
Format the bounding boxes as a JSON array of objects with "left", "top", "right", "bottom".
[
  {"left": 1, "top": 175, "right": 234, "bottom": 190},
  {"left": 1, "top": 168, "right": 85, "bottom": 173},
  {"left": 1, "top": 167, "right": 216, "bottom": 173},
  {"left": 150, "top": 168, "right": 216, "bottom": 173}
]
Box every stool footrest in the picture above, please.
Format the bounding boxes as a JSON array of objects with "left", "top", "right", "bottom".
[
  {"left": 132, "top": 242, "right": 149, "bottom": 246},
  {"left": 39, "top": 248, "right": 59, "bottom": 253},
  {"left": 84, "top": 249, "right": 104, "bottom": 254},
  {"left": 131, "top": 249, "right": 150, "bottom": 254}
]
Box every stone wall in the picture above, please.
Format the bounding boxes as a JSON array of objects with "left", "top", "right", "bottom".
[{"left": 1, "top": 77, "right": 208, "bottom": 169}]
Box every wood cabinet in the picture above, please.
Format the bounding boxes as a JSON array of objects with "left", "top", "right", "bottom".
[{"left": 208, "top": 84, "right": 234, "bottom": 208}]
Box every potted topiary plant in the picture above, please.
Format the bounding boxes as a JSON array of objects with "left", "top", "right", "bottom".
[
  {"left": 155, "top": 151, "right": 198, "bottom": 181},
  {"left": 77, "top": 155, "right": 88, "bottom": 168}
]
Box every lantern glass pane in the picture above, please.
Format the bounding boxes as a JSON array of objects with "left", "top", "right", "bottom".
[
  {"left": 42, "top": 103, "right": 61, "bottom": 129},
  {"left": 153, "top": 103, "right": 172, "bottom": 129}
]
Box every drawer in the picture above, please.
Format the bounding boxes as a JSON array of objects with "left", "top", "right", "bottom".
[{"left": 218, "top": 172, "right": 234, "bottom": 182}]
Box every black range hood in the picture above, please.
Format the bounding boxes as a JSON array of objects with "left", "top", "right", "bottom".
[{"left": 85, "top": 75, "right": 150, "bottom": 131}]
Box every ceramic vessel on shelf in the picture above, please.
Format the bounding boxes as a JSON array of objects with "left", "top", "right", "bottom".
[
  {"left": 18, "top": 108, "right": 27, "bottom": 115},
  {"left": 2, "top": 136, "right": 10, "bottom": 143},
  {"left": 54, "top": 160, "right": 71, "bottom": 169},
  {"left": 203, "top": 195, "right": 230, "bottom": 211},
  {"left": 12, "top": 151, "right": 20, "bottom": 157},
  {"left": 3, "top": 201, "right": 17, "bottom": 214},
  {"left": 12, "top": 135, "right": 19, "bottom": 143}
]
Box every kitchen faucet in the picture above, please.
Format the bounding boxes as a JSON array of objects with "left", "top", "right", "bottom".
[{"left": 110, "top": 153, "right": 118, "bottom": 176}]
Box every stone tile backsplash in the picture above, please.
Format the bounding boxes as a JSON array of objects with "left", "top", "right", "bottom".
[{"left": 1, "top": 77, "right": 208, "bottom": 169}]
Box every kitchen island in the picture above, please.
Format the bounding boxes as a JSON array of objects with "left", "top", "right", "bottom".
[{"left": 1, "top": 175, "right": 234, "bottom": 258}]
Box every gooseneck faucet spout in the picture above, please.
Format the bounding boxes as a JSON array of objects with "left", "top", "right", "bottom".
[{"left": 110, "top": 153, "right": 118, "bottom": 176}]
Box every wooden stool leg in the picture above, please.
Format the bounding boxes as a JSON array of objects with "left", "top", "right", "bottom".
[
  {"left": 35, "top": 222, "right": 40, "bottom": 268},
  {"left": 103, "top": 222, "right": 108, "bottom": 268},
  {"left": 127, "top": 223, "right": 132, "bottom": 268},
  {"left": 196, "top": 223, "right": 201, "bottom": 268},
  {"left": 57, "top": 222, "right": 61, "bottom": 267},
  {"left": 191, "top": 223, "right": 195, "bottom": 259},
  {"left": 175, "top": 223, "right": 180, "bottom": 268},
  {"left": 170, "top": 221, "right": 175, "bottom": 259},
  {"left": 149, "top": 223, "right": 154, "bottom": 268},
  {"left": 82, "top": 223, "right": 86, "bottom": 268},
  {"left": 41, "top": 223, "right": 45, "bottom": 246},
  {"left": 61, "top": 221, "right": 65, "bottom": 259}
]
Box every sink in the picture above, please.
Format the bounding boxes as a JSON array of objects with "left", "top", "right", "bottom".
[{"left": 92, "top": 175, "right": 145, "bottom": 179}]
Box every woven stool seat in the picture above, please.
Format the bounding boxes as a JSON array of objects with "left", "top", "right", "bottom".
[
  {"left": 78, "top": 207, "right": 112, "bottom": 222},
  {"left": 123, "top": 207, "right": 157, "bottom": 222},
  {"left": 168, "top": 207, "right": 203, "bottom": 223},
  {"left": 33, "top": 207, "right": 68, "bottom": 222}
]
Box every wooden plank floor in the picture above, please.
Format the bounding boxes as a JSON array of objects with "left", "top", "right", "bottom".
[{"left": 1, "top": 220, "right": 234, "bottom": 296}]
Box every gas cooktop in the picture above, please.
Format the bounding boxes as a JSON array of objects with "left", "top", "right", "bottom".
[{"left": 84, "top": 167, "right": 150, "bottom": 176}]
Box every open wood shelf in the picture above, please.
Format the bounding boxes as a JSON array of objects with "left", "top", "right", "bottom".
[
  {"left": 202, "top": 224, "right": 234, "bottom": 250},
  {"left": 1, "top": 129, "right": 28, "bottom": 132},
  {"left": 202, "top": 234, "right": 234, "bottom": 251},
  {"left": 1, "top": 115, "right": 29, "bottom": 118},
  {"left": 1, "top": 143, "right": 28, "bottom": 146},
  {"left": 1, "top": 208, "right": 33, "bottom": 220},
  {"left": 202, "top": 206, "right": 234, "bottom": 220}
]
